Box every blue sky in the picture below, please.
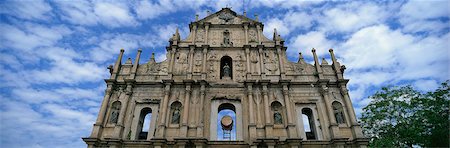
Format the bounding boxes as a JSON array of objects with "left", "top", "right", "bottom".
[{"left": 0, "top": 0, "right": 448, "bottom": 147}]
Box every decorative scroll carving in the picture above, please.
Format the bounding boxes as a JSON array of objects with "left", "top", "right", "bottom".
[
  {"left": 235, "top": 62, "right": 246, "bottom": 80},
  {"left": 194, "top": 52, "right": 202, "bottom": 72},
  {"left": 264, "top": 51, "right": 278, "bottom": 74},
  {"left": 176, "top": 52, "right": 188, "bottom": 64},
  {"left": 250, "top": 50, "right": 259, "bottom": 74},
  {"left": 208, "top": 62, "right": 216, "bottom": 80},
  {"left": 249, "top": 29, "right": 257, "bottom": 42},
  {"left": 219, "top": 12, "right": 234, "bottom": 24},
  {"left": 175, "top": 52, "right": 189, "bottom": 74},
  {"left": 196, "top": 28, "right": 204, "bottom": 42},
  {"left": 286, "top": 63, "right": 304, "bottom": 74},
  {"left": 208, "top": 52, "right": 217, "bottom": 60}
]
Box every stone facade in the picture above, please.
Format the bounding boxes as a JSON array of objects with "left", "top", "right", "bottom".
[{"left": 83, "top": 8, "right": 369, "bottom": 148}]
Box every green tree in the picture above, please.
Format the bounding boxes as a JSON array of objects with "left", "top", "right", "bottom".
[{"left": 361, "top": 81, "right": 449, "bottom": 147}]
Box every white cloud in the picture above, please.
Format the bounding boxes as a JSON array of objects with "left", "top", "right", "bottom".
[
  {"left": 0, "top": 0, "right": 52, "bottom": 21},
  {"left": 55, "top": 1, "right": 138, "bottom": 28},
  {"left": 94, "top": 2, "right": 139, "bottom": 27},
  {"left": 398, "top": 0, "right": 449, "bottom": 34},
  {"left": 413, "top": 79, "right": 440, "bottom": 92},
  {"left": 263, "top": 11, "right": 315, "bottom": 38},
  {"left": 320, "top": 2, "right": 388, "bottom": 33},
  {"left": 399, "top": 0, "right": 449, "bottom": 21},
  {"left": 134, "top": 0, "right": 207, "bottom": 20},
  {"left": 0, "top": 100, "right": 97, "bottom": 147},
  {"left": 0, "top": 23, "right": 72, "bottom": 53},
  {"left": 264, "top": 18, "right": 290, "bottom": 37},
  {"left": 340, "top": 25, "right": 414, "bottom": 69},
  {"left": 338, "top": 25, "right": 448, "bottom": 114},
  {"left": 253, "top": 0, "right": 324, "bottom": 9},
  {"left": 288, "top": 31, "right": 336, "bottom": 58},
  {"left": 55, "top": 1, "right": 98, "bottom": 26}
]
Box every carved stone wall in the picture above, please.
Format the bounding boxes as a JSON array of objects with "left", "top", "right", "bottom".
[{"left": 84, "top": 8, "right": 368, "bottom": 148}]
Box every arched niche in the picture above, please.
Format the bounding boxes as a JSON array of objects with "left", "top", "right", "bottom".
[
  {"left": 109, "top": 101, "right": 121, "bottom": 124},
  {"left": 136, "top": 107, "right": 152, "bottom": 140},
  {"left": 332, "top": 101, "right": 346, "bottom": 124},
  {"left": 220, "top": 56, "right": 233, "bottom": 79},
  {"left": 302, "top": 108, "right": 316, "bottom": 140},
  {"left": 271, "top": 101, "right": 284, "bottom": 124},
  {"left": 210, "top": 99, "right": 242, "bottom": 141},
  {"left": 217, "top": 103, "right": 236, "bottom": 140},
  {"left": 295, "top": 104, "right": 323, "bottom": 140},
  {"left": 170, "top": 101, "right": 182, "bottom": 125},
  {"left": 129, "top": 103, "right": 159, "bottom": 140}
]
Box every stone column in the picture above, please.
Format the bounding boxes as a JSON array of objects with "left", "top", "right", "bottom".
[
  {"left": 282, "top": 83, "right": 296, "bottom": 138},
  {"left": 156, "top": 81, "right": 172, "bottom": 137},
  {"left": 319, "top": 83, "right": 339, "bottom": 139},
  {"left": 113, "top": 83, "right": 133, "bottom": 138},
  {"left": 130, "top": 49, "right": 142, "bottom": 79},
  {"left": 110, "top": 49, "right": 124, "bottom": 79},
  {"left": 339, "top": 83, "right": 364, "bottom": 138},
  {"left": 91, "top": 83, "right": 114, "bottom": 138},
  {"left": 201, "top": 45, "right": 208, "bottom": 79},
  {"left": 245, "top": 46, "right": 251, "bottom": 79},
  {"left": 247, "top": 83, "right": 257, "bottom": 140},
  {"left": 258, "top": 45, "right": 265, "bottom": 78},
  {"left": 205, "top": 23, "right": 210, "bottom": 44},
  {"left": 181, "top": 83, "right": 192, "bottom": 136},
  {"left": 256, "top": 24, "right": 261, "bottom": 44},
  {"left": 244, "top": 23, "right": 249, "bottom": 44},
  {"left": 188, "top": 45, "right": 195, "bottom": 79},
  {"left": 276, "top": 47, "right": 285, "bottom": 78},
  {"left": 122, "top": 92, "right": 137, "bottom": 140},
  {"left": 255, "top": 89, "right": 262, "bottom": 127},
  {"left": 197, "top": 82, "right": 206, "bottom": 137},
  {"left": 192, "top": 25, "right": 197, "bottom": 44},
  {"left": 262, "top": 82, "right": 273, "bottom": 138},
  {"left": 169, "top": 47, "right": 176, "bottom": 76}
]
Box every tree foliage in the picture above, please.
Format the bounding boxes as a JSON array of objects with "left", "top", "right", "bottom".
[{"left": 361, "top": 81, "right": 449, "bottom": 147}]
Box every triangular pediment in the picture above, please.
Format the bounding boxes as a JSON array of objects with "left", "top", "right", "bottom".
[{"left": 196, "top": 8, "right": 258, "bottom": 25}]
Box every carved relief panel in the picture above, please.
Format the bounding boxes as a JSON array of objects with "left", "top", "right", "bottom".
[
  {"left": 193, "top": 52, "right": 202, "bottom": 73},
  {"left": 248, "top": 28, "right": 257, "bottom": 43},
  {"left": 174, "top": 50, "right": 189, "bottom": 75},
  {"left": 207, "top": 28, "right": 245, "bottom": 47},
  {"left": 250, "top": 50, "right": 259, "bottom": 74},
  {"left": 207, "top": 51, "right": 218, "bottom": 80},
  {"left": 196, "top": 28, "right": 205, "bottom": 42},
  {"left": 209, "top": 30, "right": 220, "bottom": 46},
  {"left": 264, "top": 50, "right": 279, "bottom": 75},
  {"left": 229, "top": 28, "right": 245, "bottom": 47},
  {"left": 234, "top": 53, "right": 246, "bottom": 81}
]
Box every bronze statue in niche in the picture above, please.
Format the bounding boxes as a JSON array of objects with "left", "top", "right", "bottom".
[{"left": 223, "top": 63, "right": 231, "bottom": 77}]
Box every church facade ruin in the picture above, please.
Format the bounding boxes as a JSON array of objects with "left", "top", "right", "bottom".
[{"left": 83, "top": 8, "right": 368, "bottom": 148}]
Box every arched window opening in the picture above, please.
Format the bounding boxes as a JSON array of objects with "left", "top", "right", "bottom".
[
  {"left": 109, "top": 101, "right": 121, "bottom": 124},
  {"left": 332, "top": 101, "right": 346, "bottom": 124},
  {"left": 302, "top": 108, "right": 316, "bottom": 140},
  {"left": 170, "top": 101, "right": 182, "bottom": 124},
  {"left": 220, "top": 56, "right": 233, "bottom": 79},
  {"left": 271, "top": 101, "right": 283, "bottom": 124},
  {"left": 217, "top": 103, "right": 236, "bottom": 140},
  {"left": 137, "top": 108, "right": 152, "bottom": 140}
]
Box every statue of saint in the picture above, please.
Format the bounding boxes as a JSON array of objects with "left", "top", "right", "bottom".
[
  {"left": 171, "top": 108, "right": 180, "bottom": 124},
  {"left": 335, "top": 111, "right": 344, "bottom": 124},
  {"left": 110, "top": 106, "right": 120, "bottom": 124},
  {"left": 274, "top": 112, "right": 283, "bottom": 124},
  {"left": 223, "top": 63, "right": 231, "bottom": 77}
]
